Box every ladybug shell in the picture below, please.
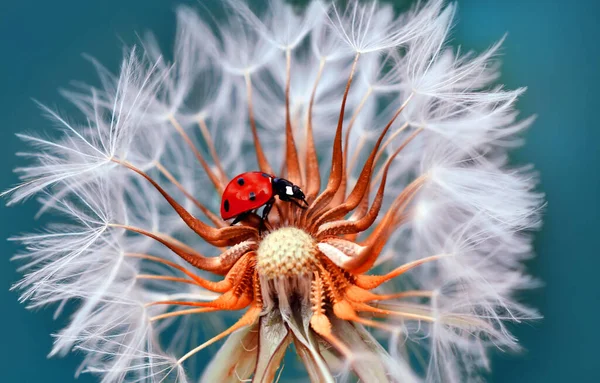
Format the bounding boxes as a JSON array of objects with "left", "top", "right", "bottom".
[{"left": 220, "top": 171, "right": 274, "bottom": 220}]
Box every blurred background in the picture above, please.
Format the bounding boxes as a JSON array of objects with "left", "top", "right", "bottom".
[{"left": 0, "top": 0, "right": 598, "bottom": 382}]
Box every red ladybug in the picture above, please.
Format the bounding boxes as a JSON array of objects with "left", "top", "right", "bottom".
[{"left": 220, "top": 171, "right": 308, "bottom": 226}]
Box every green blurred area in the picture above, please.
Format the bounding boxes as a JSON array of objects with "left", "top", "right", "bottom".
[{"left": 0, "top": 0, "right": 598, "bottom": 382}]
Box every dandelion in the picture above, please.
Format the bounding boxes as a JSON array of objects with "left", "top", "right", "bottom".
[{"left": 4, "top": 0, "right": 543, "bottom": 382}]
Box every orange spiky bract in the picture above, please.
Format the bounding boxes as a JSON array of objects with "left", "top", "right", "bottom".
[{"left": 109, "top": 51, "right": 436, "bottom": 380}]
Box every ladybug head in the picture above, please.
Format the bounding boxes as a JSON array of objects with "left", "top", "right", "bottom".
[
  {"left": 272, "top": 177, "right": 308, "bottom": 206},
  {"left": 290, "top": 184, "right": 307, "bottom": 204}
]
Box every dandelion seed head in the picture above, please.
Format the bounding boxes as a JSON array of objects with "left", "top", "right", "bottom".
[{"left": 5, "top": 0, "right": 543, "bottom": 382}]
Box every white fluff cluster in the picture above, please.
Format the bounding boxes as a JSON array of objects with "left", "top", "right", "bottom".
[{"left": 5, "top": 0, "right": 542, "bottom": 382}]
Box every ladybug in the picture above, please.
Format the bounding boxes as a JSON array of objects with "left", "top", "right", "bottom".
[{"left": 220, "top": 171, "right": 308, "bottom": 226}]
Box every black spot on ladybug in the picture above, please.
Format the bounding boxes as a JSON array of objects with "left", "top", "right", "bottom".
[
  {"left": 223, "top": 199, "right": 230, "bottom": 212},
  {"left": 249, "top": 192, "right": 256, "bottom": 201},
  {"left": 261, "top": 173, "right": 270, "bottom": 178},
  {"left": 237, "top": 177, "right": 245, "bottom": 186}
]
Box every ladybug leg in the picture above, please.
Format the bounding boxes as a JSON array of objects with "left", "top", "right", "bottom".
[
  {"left": 261, "top": 198, "right": 275, "bottom": 223},
  {"left": 290, "top": 199, "right": 308, "bottom": 210},
  {"left": 230, "top": 212, "right": 250, "bottom": 226},
  {"left": 258, "top": 198, "right": 276, "bottom": 235}
]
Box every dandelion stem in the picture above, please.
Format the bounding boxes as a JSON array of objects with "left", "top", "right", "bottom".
[
  {"left": 311, "top": 100, "right": 416, "bottom": 231},
  {"left": 176, "top": 306, "right": 261, "bottom": 365},
  {"left": 146, "top": 300, "right": 218, "bottom": 308},
  {"left": 333, "top": 79, "right": 374, "bottom": 210},
  {"left": 168, "top": 114, "right": 224, "bottom": 194},
  {"left": 343, "top": 88, "right": 380, "bottom": 187},
  {"left": 136, "top": 274, "right": 197, "bottom": 285},
  {"left": 150, "top": 307, "right": 220, "bottom": 322},
  {"left": 370, "top": 125, "right": 421, "bottom": 191},
  {"left": 111, "top": 223, "right": 240, "bottom": 275},
  {"left": 345, "top": 185, "right": 427, "bottom": 273},
  {"left": 308, "top": 52, "right": 361, "bottom": 217},
  {"left": 284, "top": 47, "right": 301, "bottom": 186},
  {"left": 131, "top": 251, "right": 253, "bottom": 293},
  {"left": 110, "top": 157, "right": 257, "bottom": 248},
  {"left": 244, "top": 72, "right": 273, "bottom": 175},
  {"left": 355, "top": 253, "right": 451, "bottom": 289},
  {"left": 304, "top": 58, "right": 325, "bottom": 201},
  {"left": 374, "top": 290, "right": 436, "bottom": 301},
  {"left": 343, "top": 87, "right": 373, "bottom": 158},
  {"left": 154, "top": 160, "right": 225, "bottom": 228},
  {"left": 347, "top": 93, "right": 414, "bottom": 177},
  {"left": 372, "top": 122, "right": 410, "bottom": 168},
  {"left": 353, "top": 302, "right": 437, "bottom": 323},
  {"left": 197, "top": 116, "right": 227, "bottom": 183},
  {"left": 346, "top": 136, "right": 367, "bottom": 177}
]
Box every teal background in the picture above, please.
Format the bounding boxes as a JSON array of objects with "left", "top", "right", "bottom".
[{"left": 0, "top": 0, "right": 598, "bottom": 382}]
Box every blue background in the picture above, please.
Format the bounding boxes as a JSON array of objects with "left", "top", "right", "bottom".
[{"left": 0, "top": 0, "right": 598, "bottom": 382}]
